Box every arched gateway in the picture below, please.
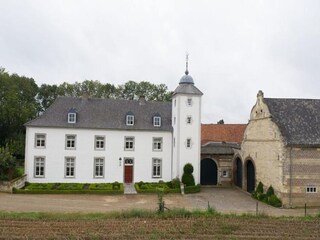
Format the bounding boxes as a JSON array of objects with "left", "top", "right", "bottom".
[
  {"left": 246, "top": 160, "right": 255, "bottom": 193},
  {"left": 200, "top": 158, "right": 218, "bottom": 185},
  {"left": 234, "top": 158, "right": 242, "bottom": 188}
]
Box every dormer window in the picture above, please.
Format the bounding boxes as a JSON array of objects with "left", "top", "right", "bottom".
[
  {"left": 68, "top": 113, "right": 76, "bottom": 123},
  {"left": 153, "top": 116, "right": 161, "bottom": 127},
  {"left": 126, "top": 114, "right": 134, "bottom": 126}
]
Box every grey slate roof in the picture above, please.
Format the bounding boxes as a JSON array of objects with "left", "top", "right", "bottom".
[
  {"left": 201, "top": 142, "right": 240, "bottom": 155},
  {"left": 26, "top": 97, "right": 173, "bottom": 131},
  {"left": 173, "top": 83, "right": 203, "bottom": 96},
  {"left": 264, "top": 98, "right": 320, "bottom": 147}
]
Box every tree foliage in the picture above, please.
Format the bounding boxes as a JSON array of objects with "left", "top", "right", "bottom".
[
  {"left": 0, "top": 69, "right": 38, "bottom": 157},
  {"left": 0, "top": 146, "right": 17, "bottom": 180}
]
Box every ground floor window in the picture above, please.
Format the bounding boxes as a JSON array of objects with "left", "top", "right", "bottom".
[
  {"left": 34, "top": 157, "right": 45, "bottom": 177},
  {"left": 152, "top": 158, "right": 162, "bottom": 178},
  {"left": 94, "top": 158, "right": 104, "bottom": 178},
  {"left": 306, "top": 186, "right": 317, "bottom": 193},
  {"left": 65, "top": 157, "right": 75, "bottom": 178}
]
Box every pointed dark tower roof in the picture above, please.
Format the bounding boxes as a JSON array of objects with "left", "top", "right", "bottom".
[{"left": 173, "top": 54, "right": 203, "bottom": 96}]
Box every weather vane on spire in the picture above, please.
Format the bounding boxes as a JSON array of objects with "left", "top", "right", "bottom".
[{"left": 185, "top": 52, "right": 189, "bottom": 75}]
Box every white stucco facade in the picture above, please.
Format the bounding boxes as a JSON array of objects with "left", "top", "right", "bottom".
[
  {"left": 172, "top": 94, "right": 202, "bottom": 184},
  {"left": 25, "top": 127, "right": 173, "bottom": 183}
]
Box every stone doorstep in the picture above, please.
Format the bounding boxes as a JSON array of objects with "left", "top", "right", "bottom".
[{"left": 124, "top": 183, "right": 137, "bottom": 195}]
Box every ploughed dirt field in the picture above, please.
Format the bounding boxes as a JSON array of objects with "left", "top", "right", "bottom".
[{"left": 1, "top": 217, "right": 320, "bottom": 239}]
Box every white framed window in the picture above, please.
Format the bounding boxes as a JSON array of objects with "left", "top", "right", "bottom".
[
  {"left": 153, "top": 137, "right": 163, "bottom": 151},
  {"left": 187, "top": 98, "right": 192, "bottom": 106},
  {"left": 94, "top": 158, "right": 104, "bottom": 178},
  {"left": 66, "top": 135, "right": 76, "bottom": 149},
  {"left": 125, "top": 137, "right": 135, "bottom": 150},
  {"left": 34, "top": 157, "right": 45, "bottom": 178},
  {"left": 306, "top": 186, "right": 317, "bottom": 193},
  {"left": 186, "top": 138, "right": 192, "bottom": 148},
  {"left": 95, "top": 136, "right": 105, "bottom": 150},
  {"left": 174, "top": 117, "right": 176, "bottom": 125},
  {"left": 35, "top": 134, "right": 46, "bottom": 148},
  {"left": 186, "top": 116, "right": 192, "bottom": 124},
  {"left": 65, "top": 157, "right": 75, "bottom": 178},
  {"left": 174, "top": 99, "right": 176, "bottom": 107},
  {"left": 222, "top": 170, "right": 229, "bottom": 177},
  {"left": 126, "top": 115, "right": 134, "bottom": 126},
  {"left": 152, "top": 158, "right": 162, "bottom": 178},
  {"left": 153, "top": 116, "right": 161, "bottom": 127},
  {"left": 68, "top": 113, "right": 76, "bottom": 123}
]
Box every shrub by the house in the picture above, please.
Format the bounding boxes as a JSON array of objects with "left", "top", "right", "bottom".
[
  {"left": 252, "top": 182, "right": 282, "bottom": 207},
  {"left": 182, "top": 163, "right": 195, "bottom": 187}
]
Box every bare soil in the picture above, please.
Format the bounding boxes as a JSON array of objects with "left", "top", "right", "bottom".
[{"left": 0, "top": 217, "right": 319, "bottom": 239}]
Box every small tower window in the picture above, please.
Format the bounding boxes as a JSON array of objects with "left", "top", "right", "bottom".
[
  {"left": 68, "top": 113, "right": 76, "bottom": 123},
  {"left": 186, "top": 116, "right": 192, "bottom": 124},
  {"left": 153, "top": 116, "right": 161, "bottom": 127},
  {"left": 126, "top": 114, "right": 134, "bottom": 126},
  {"left": 186, "top": 138, "right": 192, "bottom": 148},
  {"left": 187, "top": 98, "right": 192, "bottom": 106}
]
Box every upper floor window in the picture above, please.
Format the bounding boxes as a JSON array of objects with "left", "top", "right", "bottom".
[
  {"left": 34, "top": 157, "right": 45, "bottom": 178},
  {"left": 68, "top": 113, "right": 76, "bottom": 123},
  {"left": 153, "top": 137, "right": 163, "bottom": 151},
  {"left": 125, "top": 137, "right": 135, "bottom": 151},
  {"left": 35, "top": 134, "right": 46, "bottom": 148},
  {"left": 126, "top": 115, "right": 134, "bottom": 126},
  {"left": 153, "top": 116, "right": 161, "bottom": 127},
  {"left": 95, "top": 136, "right": 105, "bottom": 150},
  {"left": 66, "top": 135, "right": 76, "bottom": 149},
  {"left": 187, "top": 98, "right": 192, "bottom": 106},
  {"left": 186, "top": 138, "right": 192, "bottom": 148}
]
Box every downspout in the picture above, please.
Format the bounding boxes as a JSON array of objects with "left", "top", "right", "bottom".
[{"left": 289, "top": 147, "right": 292, "bottom": 208}]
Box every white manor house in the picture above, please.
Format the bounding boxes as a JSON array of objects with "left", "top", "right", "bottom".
[{"left": 25, "top": 68, "right": 202, "bottom": 184}]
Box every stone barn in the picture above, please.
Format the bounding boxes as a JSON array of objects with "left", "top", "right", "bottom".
[{"left": 237, "top": 90, "right": 320, "bottom": 207}]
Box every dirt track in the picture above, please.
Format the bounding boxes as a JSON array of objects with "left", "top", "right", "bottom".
[{"left": 1, "top": 217, "right": 319, "bottom": 239}]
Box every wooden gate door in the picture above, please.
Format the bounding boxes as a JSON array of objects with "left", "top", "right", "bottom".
[{"left": 124, "top": 158, "right": 134, "bottom": 183}]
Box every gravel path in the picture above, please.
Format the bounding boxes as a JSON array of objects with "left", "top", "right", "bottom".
[{"left": 0, "top": 187, "right": 319, "bottom": 216}]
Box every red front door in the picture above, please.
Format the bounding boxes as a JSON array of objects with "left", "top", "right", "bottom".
[{"left": 124, "top": 158, "right": 134, "bottom": 183}]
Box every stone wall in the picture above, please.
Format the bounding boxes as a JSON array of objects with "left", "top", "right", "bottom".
[
  {"left": 0, "top": 174, "right": 27, "bottom": 193},
  {"left": 282, "top": 148, "right": 320, "bottom": 207}
]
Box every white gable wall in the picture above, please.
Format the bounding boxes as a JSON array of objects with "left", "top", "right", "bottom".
[{"left": 25, "top": 127, "right": 172, "bottom": 183}]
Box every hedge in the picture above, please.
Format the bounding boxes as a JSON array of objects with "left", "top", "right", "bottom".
[
  {"left": 184, "top": 184, "right": 201, "bottom": 194},
  {"left": 14, "top": 182, "right": 124, "bottom": 194},
  {"left": 135, "top": 181, "right": 180, "bottom": 193}
]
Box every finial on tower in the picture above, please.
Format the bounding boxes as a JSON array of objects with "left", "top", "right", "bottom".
[{"left": 185, "top": 52, "right": 189, "bottom": 75}]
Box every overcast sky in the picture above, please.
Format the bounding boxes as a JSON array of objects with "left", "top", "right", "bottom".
[{"left": 1, "top": 0, "right": 320, "bottom": 123}]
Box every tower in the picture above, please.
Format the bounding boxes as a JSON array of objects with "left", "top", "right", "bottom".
[{"left": 172, "top": 56, "right": 203, "bottom": 183}]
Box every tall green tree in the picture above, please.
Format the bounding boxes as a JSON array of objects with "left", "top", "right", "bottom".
[{"left": 0, "top": 68, "right": 38, "bottom": 157}]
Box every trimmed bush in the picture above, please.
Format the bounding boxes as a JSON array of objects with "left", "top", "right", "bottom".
[
  {"left": 134, "top": 181, "right": 180, "bottom": 193},
  {"left": 266, "top": 186, "right": 274, "bottom": 197},
  {"left": 182, "top": 163, "right": 195, "bottom": 187},
  {"left": 185, "top": 184, "right": 200, "bottom": 194},
  {"left": 268, "top": 194, "right": 282, "bottom": 207},
  {"left": 183, "top": 163, "right": 194, "bottom": 175},
  {"left": 15, "top": 182, "right": 124, "bottom": 194},
  {"left": 256, "top": 182, "right": 264, "bottom": 194}
]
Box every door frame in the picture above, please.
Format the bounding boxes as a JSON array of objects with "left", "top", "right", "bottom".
[{"left": 123, "top": 157, "right": 134, "bottom": 183}]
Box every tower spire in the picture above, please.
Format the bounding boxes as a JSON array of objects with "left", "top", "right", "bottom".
[{"left": 185, "top": 53, "right": 189, "bottom": 75}]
